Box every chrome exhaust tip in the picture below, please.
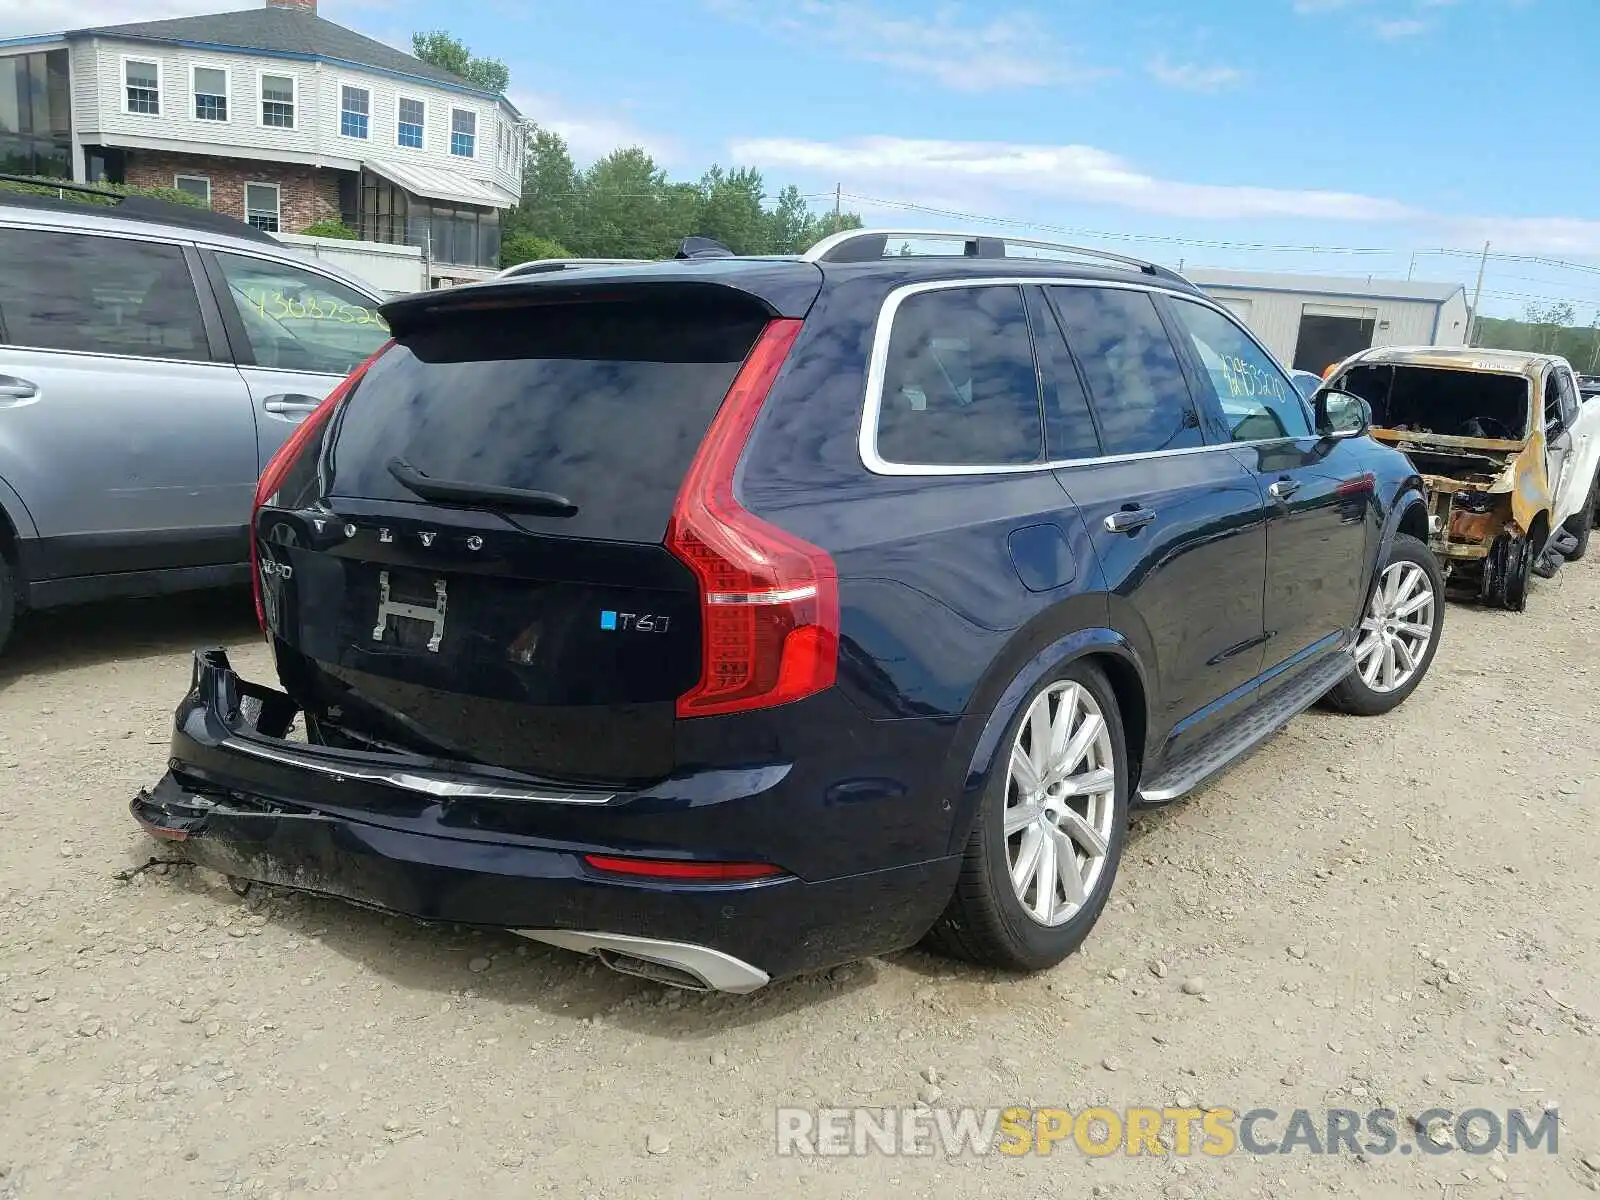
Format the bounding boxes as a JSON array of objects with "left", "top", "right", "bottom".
[{"left": 514, "top": 929, "right": 770, "bottom": 993}]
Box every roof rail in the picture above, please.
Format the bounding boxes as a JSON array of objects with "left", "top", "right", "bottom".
[
  {"left": 803, "top": 227, "right": 1188, "bottom": 283},
  {"left": 0, "top": 172, "right": 277, "bottom": 244},
  {"left": 496, "top": 257, "right": 649, "bottom": 278}
]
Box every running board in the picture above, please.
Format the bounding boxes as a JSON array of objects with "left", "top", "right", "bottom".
[{"left": 1137, "top": 651, "right": 1355, "bottom": 805}]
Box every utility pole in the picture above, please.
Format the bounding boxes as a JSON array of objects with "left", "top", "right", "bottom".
[
  {"left": 1467, "top": 240, "right": 1490, "bottom": 347},
  {"left": 832, "top": 183, "right": 841, "bottom": 234},
  {"left": 1407, "top": 251, "right": 1416, "bottom": 281}
]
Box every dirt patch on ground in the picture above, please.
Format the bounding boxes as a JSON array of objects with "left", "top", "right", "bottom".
[{"left": 2, "top": 572, "right": 1599, "bottom": 1199}]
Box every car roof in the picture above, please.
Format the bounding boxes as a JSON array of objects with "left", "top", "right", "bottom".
[
  {"left": 1347, "top": 345, "right": 1558, "bottom": 377},
  {"left": 0, "top": 186, "right": 382, "bottom": 298},
  {"left": 0, "top": 183, "right": 280, "bottom": 248},
  {"left": 387, "top": 251, "right": 1208, "bottom": 336}
]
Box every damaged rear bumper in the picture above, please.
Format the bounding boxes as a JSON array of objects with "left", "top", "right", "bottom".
[{"left": 134, "top": 649, "right": 956, "bottom": 990}]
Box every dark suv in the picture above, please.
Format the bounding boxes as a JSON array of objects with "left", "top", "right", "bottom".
[{"left": 135, "top": 230, "right": 1444, "bottom": 993}]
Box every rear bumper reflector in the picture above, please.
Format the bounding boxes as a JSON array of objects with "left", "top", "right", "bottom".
[{"left": 581, "top": 853, "right": 785, "bottom": 881}]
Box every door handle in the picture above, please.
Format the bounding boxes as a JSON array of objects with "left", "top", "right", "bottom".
[
  {"left": 0, "top": 375, "right": 38, "bottom": 400},
  {"left": 1268, "top": 478, "right": 1301, "bottom": 502},
  {"left": 262, "top": 393, "right": 322, "bottom": 415},
  {"left": 1103, "top": 506, "right": 1157, "bottom": 534}
]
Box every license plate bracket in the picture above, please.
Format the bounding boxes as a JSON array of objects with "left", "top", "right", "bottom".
[{"left": 372, "top": 569, "right": 448, "bottom": 652}]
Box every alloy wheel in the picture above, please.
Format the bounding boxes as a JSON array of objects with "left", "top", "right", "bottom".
[
  {"left": 1354, "top": 561, "right": 1437, "bottom": 693},
  {"left": 1004, "top": 681, "right": 1118, "bottom": 927}
]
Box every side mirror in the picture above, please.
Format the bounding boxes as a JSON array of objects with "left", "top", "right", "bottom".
[{"left": 1315, "top": 390, "right": 1371, "bottom": 440}]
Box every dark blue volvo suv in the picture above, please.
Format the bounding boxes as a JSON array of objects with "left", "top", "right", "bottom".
[{"left": 134, "top": 230, "right": 1444, "bottom": 993}]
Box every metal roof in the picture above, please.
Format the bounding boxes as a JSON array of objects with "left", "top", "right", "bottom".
[
  {"left": 364, "top": 159, "right": 515, "bottom": 209},
  {"left": 1185, "top": 267, "right": 1466, "bottom": 306},
  {"left": 54, "top": 6, "right": 509, "bottom": 104}
]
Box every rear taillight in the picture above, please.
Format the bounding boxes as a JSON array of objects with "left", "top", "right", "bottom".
[
  {"left": 251, "top": 341, "right": 392, "bottom": 631},
  {"left": 666, "top": 318, "right": 839, "bottom": 718}
]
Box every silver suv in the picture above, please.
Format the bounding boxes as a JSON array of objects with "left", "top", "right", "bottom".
[{"left": 0, "top": 184, "right": 394, "bottom": 652}]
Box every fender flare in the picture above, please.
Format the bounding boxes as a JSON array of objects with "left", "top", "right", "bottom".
[
  {"left": 944, "top": 626, "right": 1148, "bottom": 856},
  {"left": 0, "top": 471, "right": 38, "bottom": 560},
  {"left": 1377, "top": 482, "right": 1429, "bottom": 563}
]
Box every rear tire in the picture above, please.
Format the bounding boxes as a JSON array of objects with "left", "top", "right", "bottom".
[
  {"left": 0, "top": 553, "right": 15, "bottom": 656},
  {"left": 923, "top": 660, "right": 1129, "bottom": 972},
  {"left": 1325, "top": 534, "right": 1443, "bottom": 716}
]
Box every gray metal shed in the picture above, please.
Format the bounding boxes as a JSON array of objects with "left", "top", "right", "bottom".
[{"left": 1184, "top": 268, "right": 1471, "bottom": 374}]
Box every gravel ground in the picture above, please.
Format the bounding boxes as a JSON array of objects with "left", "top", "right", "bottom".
[{"left": 2, "top": 565, "right": 1599, "bottom": 1200}]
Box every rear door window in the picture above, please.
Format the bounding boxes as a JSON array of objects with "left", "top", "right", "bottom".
[
  {"left": 327, "top": 295, "right": 766, "bottom": 543},
  {"left": 1023, "top": 286, "right": 1102, "bottom": 461},
  {"left": 0, "top": 227, "right": 208, "bottom": 361},
  {"left": 213, "top": 252, "right": 389, "bottom": 376},
  {"left": 1047, "top": 286, "right": 1202, "bottom": 456},
  {"left": 876, "top": 285, "right": 1043, "bottom": 466},
  {"left": 1167, "top": 297, "right": 1311, "bottom": 441}
]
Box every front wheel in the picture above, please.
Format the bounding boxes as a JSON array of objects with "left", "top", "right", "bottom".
[
  {"left": 1325, "top": 533, "right": 1444, "bottom": 716},
  {"left": 923, "top": 660, "right": 1129, "bottom": 972}
]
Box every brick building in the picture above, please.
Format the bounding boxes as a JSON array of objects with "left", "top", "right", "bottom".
[{"left": 0, "top": 0, "right": 524, "bottom": 282}]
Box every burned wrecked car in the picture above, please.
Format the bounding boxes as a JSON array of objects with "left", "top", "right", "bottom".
[{"left": 1328, "top": 347, "right": 1600, "bottom": 610}]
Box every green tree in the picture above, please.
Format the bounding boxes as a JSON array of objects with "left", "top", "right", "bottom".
[
  {"left": 573, "top": 147, "right": 678, "bottom": 259},
  {"left": 506, "top": 127, "right": 580, "bottom": 249},
  {"left": 501, "top": 232, "right": 572, "bottom": 268},
  {"left": 497, "top": 126, "right": 861, "bottom": 261},
  {"left": 299, "top": 218, "right": 358, "bottom": 239},
  {"left": 696, "top": 165, "right": 770, "bottom": 254},
  {"left": 410, "top": 30, "right": 510, "bottom": 93}
]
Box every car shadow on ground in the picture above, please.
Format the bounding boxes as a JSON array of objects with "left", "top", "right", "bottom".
[
  {"left": 121, "top": 836, "right": 892, "bottom": 1034},
  {"left": 0, "top": 590, "right": 258, "bottom": 689}
]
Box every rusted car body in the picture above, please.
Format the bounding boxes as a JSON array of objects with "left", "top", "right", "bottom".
[{"left": 1327, "top": 347, "right": 1600, "bottom": 610}]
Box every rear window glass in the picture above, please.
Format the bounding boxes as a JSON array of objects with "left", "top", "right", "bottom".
[
  {"left": 876, "top": 285, "right": 1043, "bottom": 466},
  {"left": 327, "top": 296, "right": 766, "bottom": 543},
  {"left": 1341, "top": 364, "right": 1530, "bottom": 439}
]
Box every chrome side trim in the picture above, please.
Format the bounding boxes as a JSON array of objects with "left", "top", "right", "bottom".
[
  {"left": 516, "top": 929, "right": 771, "bottom": 993},
  {"left": 857, "top": 275, "right": 1304, "bottom": 479},
  {"left": 218, "top": 736, "right": 615, "bottom": 805}
]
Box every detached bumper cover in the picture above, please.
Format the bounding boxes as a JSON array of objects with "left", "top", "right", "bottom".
[{"left": 133, "top": 649, "right": 956, "bottom": 982}]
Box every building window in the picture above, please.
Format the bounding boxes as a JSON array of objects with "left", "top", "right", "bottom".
[
  {"left": 124, "top": 59, "right": 159, "bottom": 115},
  {"left": 245, "top": 183, "right": 280, "bottom": 232},
  {"left": 192, "top": 66, "right": 227, "bottom": 121},
  {"left": 0, "top": 50, "right": 73, "bottom": 179},
  {"left": 450, "top": 109, "right": 475, "bottom": 158},
  {"left": 260, "top": 73, "right": 295, "bottom": 128},
  {"left": 340, "top": 85, "right": 369, "bottom": 139},
  {"left": 174, "top": 175, "right": 211, "bottom": 205},
  {"left": 397, "top": 97, "right": 424, "bottom": 148}
]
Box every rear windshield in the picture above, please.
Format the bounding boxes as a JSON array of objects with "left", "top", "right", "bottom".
[
  {"left": 327, "top": 296, "right": 765, "bottom": 543},
  {"left": 1342, "top": 363, "right": 1530, "bottom": 440}
]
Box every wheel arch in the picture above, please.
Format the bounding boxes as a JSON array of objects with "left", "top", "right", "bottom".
[{"left": 945, "top": 627, "right": 1150, "bottom": 857}]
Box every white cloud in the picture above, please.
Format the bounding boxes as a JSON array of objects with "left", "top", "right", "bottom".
[
  {"left": 509, "top": 91, "right": 680, "bottom": 165},
  {"left": 1292, "top": 0, "right": 1368, "bottom": 12},
  {"left": 1373, "top": 16, "right": 1432, "bottom": 36},
  {"left": 706, "top": 0, "right": 1107, "bottom": 92},
  {"left": 731, "top": 135, "right": 1420, "bottom": 222},
  {"left": 1147, "top": 55, "right": 1244, "bottom": 92},
  {"left": 730, "top": 133, "right": 1600, "bottom": 255}
]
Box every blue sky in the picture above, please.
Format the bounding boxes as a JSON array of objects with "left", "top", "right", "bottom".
[{"left": 13, "top": 0, "right": 1600, "bottom": 315}]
